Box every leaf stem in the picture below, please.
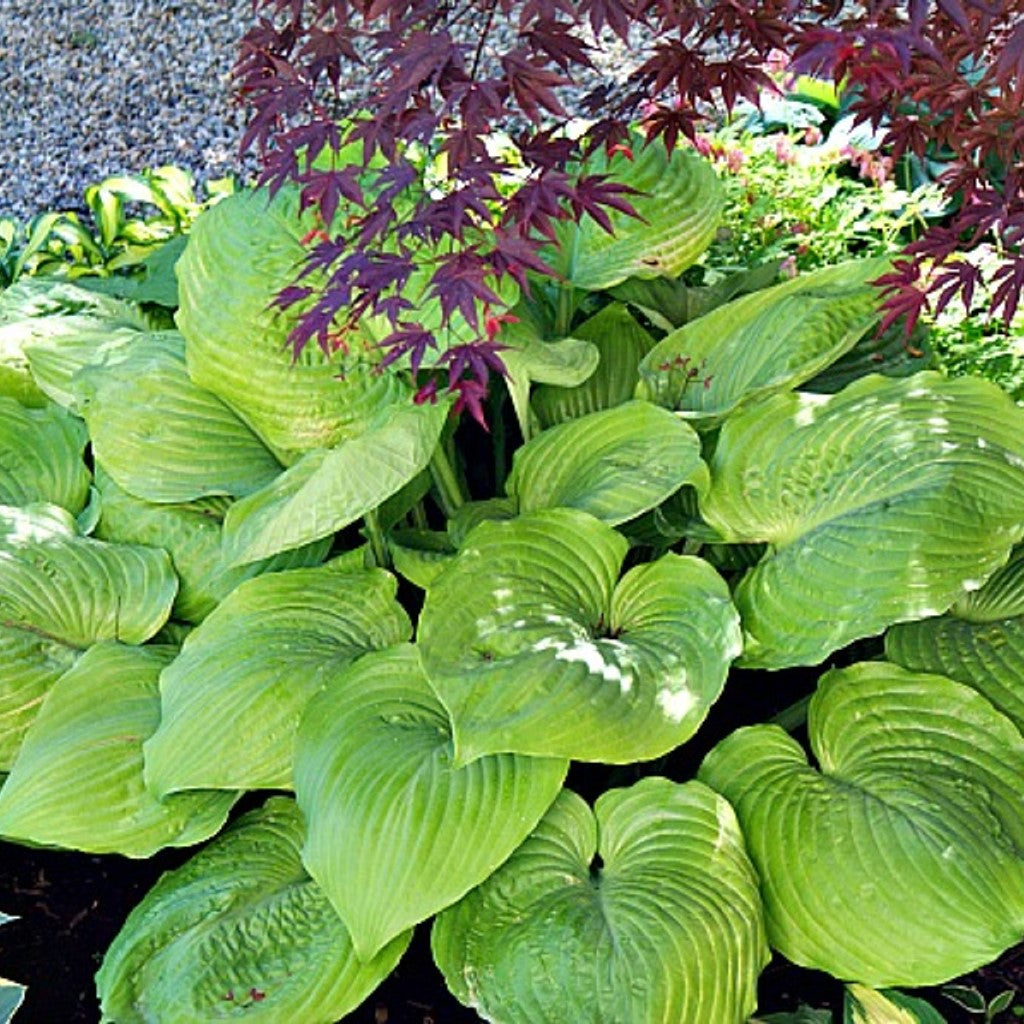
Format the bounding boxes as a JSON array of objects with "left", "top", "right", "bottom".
[
  {"left": 364, "top": 507, "right": 390, "bottom": 568},
  {"left": 429, "top": 444, "right": 465, "bottom": 517},
  {"left": 770, "top": 693, "right": 812, "bottom": 734}
]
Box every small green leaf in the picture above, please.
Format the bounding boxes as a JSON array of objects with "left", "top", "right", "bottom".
[
  {"left": 96, "top": 797, "right": 410, "bottom": 1024},
  {"left": 295, "top": 645, "right": 567, "bottom": 959},
  {"left": 508, "top": 400, "right": 708, "bottom": 526},
  {"left": 432, "top": 778, "right": 768, "bottom": 1024}
]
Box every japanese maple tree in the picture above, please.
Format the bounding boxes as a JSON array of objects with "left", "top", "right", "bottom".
[{"left": 235, "top": 0, "right": 1024, "bottom": 412}]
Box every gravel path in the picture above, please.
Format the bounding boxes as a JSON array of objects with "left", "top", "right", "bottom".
[
  {"left": 0, "top": 0, "right": 256, "bottom": 222},
  {"left": 0, "top": 3, "right": 645, "bottom": 225}
]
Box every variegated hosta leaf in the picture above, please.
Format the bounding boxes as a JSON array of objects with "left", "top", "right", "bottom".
[
  {"left": 0, "top": 504, "right": 176, "bottom": 767},
  {"left": 75, "top": 331, "right": 282, "bottom": 503},
  {"left": 144, "top": 567, "right": 412, "bottom": 794},
  {"left": 702, "top": 372, "right": 1024, "bottom": 668},
  {"left": 0, "top": 277, "right": 152, "bottom": 328},
  {"left": 507, "top": 400, "right": 707, "bottom": 526},
  {"left": 295, "top": 645, "right": 567, "bottom": 960},
  {"left": 221, "top": 397, "right": 450, "bottom": 566},
  {"left": 177, "top": 187, "right": 405, "bottom": 463},
  {"left": 699, "top": 662, "right": 1024, "bottom": 986},
  {"left": 94, "top": 466, "right": 330, "bottom": 624},
  {"left": 0, "top": 643, "right": 235, "bottom": 856},
  {"left": 531, "top": 303, "right": 656, "bottom": 429},
  {"left": 0, "top": 398, "right": 90, "bottom": 513},
  {"left": 885, "top": 549, "right": 1024, "bottom": 731},
  {"left": 843, "top": 985, "right": 948, "bottom": 1024},
  {"left": 96, "top": 797, "right": 411, "bottom": 1024},
  {"left": 636, "top": 258, "right": 888, "bottom": 427},
  {"left": 418, "top": 509, "right": 741, "bottom": 763},
  {"left": 432, "top": 779, "right": 768, "bottom": 1024},
  {"left": 549, "top": 140, "right": 723, "bottom": 291}
]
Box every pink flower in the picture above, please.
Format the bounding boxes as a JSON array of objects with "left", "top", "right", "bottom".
[
  {"left": 773, "top": 136, "right": 796, "bottom": 164},
  {"left": 725, "top": 148, "right": 746, "bottom": 173},
  {"left": 803, "top": 125, "right": 823, "bottom": 146},
  {"left": 780, "top": 255, "right": 798, "bottom": 279},
  {"left": 765, "top": 48, "right": 790, "bottom": 73}
]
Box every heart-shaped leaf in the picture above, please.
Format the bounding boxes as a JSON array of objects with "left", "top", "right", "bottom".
[
  {"left": 0, "top": 643, "right": 235, "bottom": 856},
  {"left": 699, "top": 661, "right": 1024, "bottom": 986},
  {"left": 507, "top": 400, "right": 707, "bottom": 526},
  {"left": 636, "top": 258, "right": 888, "bottom": 427},
  {"left": 701, "top": 373, "right": 1024, "bottom": 667},
  {"left": 0, "top": 504, "right": 176, "bottom": 767},
  {"left": 96, "top": 796, "right": 410, "bottom": 1024},
  {"left": 222, "top": 397, "right": 450, "bottom": 565},
  {"left": 295, "top": 645, "right": 567, "bottom": 960},
  {"left": 419, "top": 509, "right": 741, "bottom": 763},
  {"left": 144, "top": 566, "right": 411, "bottom": 793},
  {"left": 432, "top": 778, "right": 768, "bottom": 1024},
  {"left": 0, "top": 397, "right": 90, "bottom": 513},
  {"left": 75, "top": 331, "right": 282, "bottom": 503}
]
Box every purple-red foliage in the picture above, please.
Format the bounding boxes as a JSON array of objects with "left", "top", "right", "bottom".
[{"left": 236, "top": 0, "right": 1024, "bottom": 402}]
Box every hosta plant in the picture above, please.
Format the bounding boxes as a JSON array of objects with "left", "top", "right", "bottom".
[{"left": 0, "top": 136, "right": 1022, "bottom": 1023}]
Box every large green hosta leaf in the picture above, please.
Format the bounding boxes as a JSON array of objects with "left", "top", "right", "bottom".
[
  {"left": 0, "top": 504, "right": 176, "bottom": 767},
  {"left": 144, "top": 567, "right": 411, "bottom": 793},
  {"left": 547, "top": 140, "right": 723, "bottom": 291},
  {"left": 295, "top": 645, "right": 567, "bottom": 960},
  {"left": 636, "top": 259, "right": 887, "bottom": 426},
  {"left": 0, "top": 643, "right": 235, "bottom": 856},
  {"left": 432, "top": 778, "right": 768, "bottom": 1024},
  {"left": 507, "top": 400, "right": 707, "bottom": 526},
  {"left": 886, "top": 548, "right": 1024, "bottom": 731},
  {"left": 699, "top": 662, "right": 1024, "bottom": 986},
  {"left": 419, "top": 509, "right": 741, "bottom": 763},
  {"left": 222, "top": 396, "right": 450, "bottom": 565},
  {"left": 96, "top": 797, "right": 410, "bottom": 1024},
  {"left": 531, "top": 303, "right": 656, "bottom": 429},
  {"left": 75, "top": 332, "right": 281, "bottom": 503},
  {"left": 94, "top": 467, "right": 330, "bottom": 624},
  {"left": 177, "top": 187, "right": 404, "bottom": 463},
  {"left": 0, "top": 398, "right": 90, "bottom": 513},
  {"left": 702, "top": 373, "right": 1024, "bottom": 668}
]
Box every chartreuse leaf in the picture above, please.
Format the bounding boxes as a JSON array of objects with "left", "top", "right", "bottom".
[
  {"left": 699, "top": 662, "right": 1024, "bottom": 986},
  {"left": 387, "top": 529, "right": 455, "bottom": 590},
  {"left": 177, "top": 187, "right": 405, "bottom": 463},
  {"left": 96, "top": 796, "right": 410, "bottom": 1024},
  {"left": 93, "top": 466, "right": 330, "bottom": 624},
  {"left": 295, "top": 645, "right": 567, "bottom": 960},
  {"left": 844, "top": 986, "right": 947, "bottom": 1024},
  {"left": 507, "top": 400, "right": 707, "bottom": 526},
  {"left": 419, "top": 509, "right": 741, "bottom": 763},
  {"left": 144, "top": 567, "right": 411, "bottom": 794},
  {"left": 531, "top": 303, "right": 656, "bottom": 429},
  {"left": 222, "top": 396, "right": 450, "bottom": 565},
  {"left": 0, "top": 398, "right": 90, "bottom": 513},
  {"left": 702, "top": 373, "right": 1024, "bottom": 668},
  {"left": 75, "top": 332, "right": 282, "bottom": 503},
  {"left": 498, "top": 310, "right": 599, "bottom": 440},
  {"left": 636, "top": 258, "right": 887, "bottom": 427},
  {"left": 886, "top": 548, "right": 1024, "bottom": 731},
  {"left": 549, "top": 139, "right": 723, "bottom": 291},
  {"left": 0, "top": 643, "right": 235, "bottom": 856},
  {"left": 432, "top": 778, "right": 768, "bottom": 1024},
  {"left": 0, "top": 504, "right": 176, "bottom": 768}
]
